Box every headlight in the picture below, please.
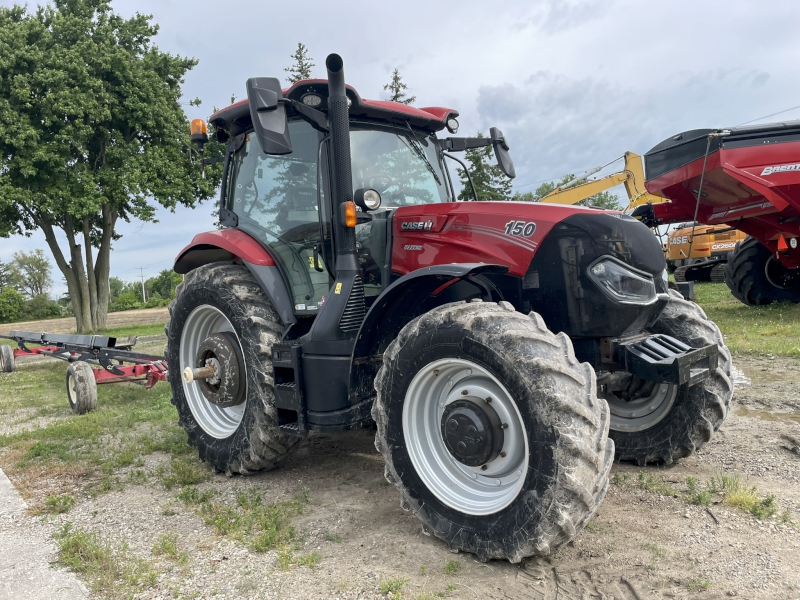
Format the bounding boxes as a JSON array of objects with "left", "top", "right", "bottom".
[{"left": 588, "top": 257, "right": 657, "bottom": 305}]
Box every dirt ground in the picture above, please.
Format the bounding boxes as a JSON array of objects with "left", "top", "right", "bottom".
[
  {"left": 0, "top": 307, "right": 169, "bottom": 337},
  {"left": 13, "top": 352, "right": 797, "bottom": 600}
]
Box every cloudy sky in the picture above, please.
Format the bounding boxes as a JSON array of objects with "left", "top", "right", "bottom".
[{"left": 2, "top": 0, "right": 799, "bottom": 296}]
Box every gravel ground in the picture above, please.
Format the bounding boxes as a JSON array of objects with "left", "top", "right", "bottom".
[{"left": 4, "top": 353, "right": 800, "bottom": 599}]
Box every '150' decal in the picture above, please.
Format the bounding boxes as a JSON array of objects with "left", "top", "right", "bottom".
[{"left": 504, "top": 221, "right": 536, "bottom": 237}]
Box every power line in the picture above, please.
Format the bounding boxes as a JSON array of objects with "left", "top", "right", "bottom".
[
  {"left": 513, "top": 156, "right": 625, "bottom": 190},
  {"left": 736, "top": 104, "right": 800, "bottom": 127}
]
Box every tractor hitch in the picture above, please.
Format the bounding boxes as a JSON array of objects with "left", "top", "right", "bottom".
[{"left": 619, "top": 334, "right": 718, "bottom": 386}]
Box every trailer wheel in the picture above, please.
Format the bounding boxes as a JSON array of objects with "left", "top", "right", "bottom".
[
  {"left": 725, "top": 237, "right": 800, "bottom": 305},
  {"left": 165, "top": 263, "right": 303, "bottom": 475},
  {"left": 373, "top": 301, "right": 613, "bottom": 562},
  {"left": 66, "top": 362, "right": 98, "bottom": 414},
  {"left": 605, "top": 290, "right": 732, "bottom": 465},
  {"left": 0, "top": 345, "right": 14, "bottom": 373}
]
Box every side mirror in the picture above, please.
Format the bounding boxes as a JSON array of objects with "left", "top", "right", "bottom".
[
  {"left": 246, "top": 77, "right": 292, "bottom": 155},
  {"left": 490, "top": 127, "right": 516, "bottom": 179}
]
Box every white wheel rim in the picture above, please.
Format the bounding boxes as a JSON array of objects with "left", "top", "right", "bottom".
[
  {"left": 68, "top": 374, "right": 77, "bottom": 405},
  {"left": 402, "top": 358, "right": 529, "bottom": 516},
  {"left": 606, "top": 382, "right": 678, "bottom": 432},
  {"left": 180, "top": 305, "right": 246, "bottom": 439}
]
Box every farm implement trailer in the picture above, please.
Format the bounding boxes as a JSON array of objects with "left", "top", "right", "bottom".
[{"left": 0, "top": 331, "right": 168, "bottom": 413}]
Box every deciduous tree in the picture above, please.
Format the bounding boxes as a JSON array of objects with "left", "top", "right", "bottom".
[
  {"left": 0, "top": 0, "right": 221, "bottom": 332},
  {"left": 521, "top": 174, "right": 621, "bottom": 209},
  {"left": 11, "top": 249, "right": 52, "bottom": 298}
]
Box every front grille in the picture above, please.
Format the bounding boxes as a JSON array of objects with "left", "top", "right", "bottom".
[{"left": 339, "top": 276, "right": 366, "bottom": 333}]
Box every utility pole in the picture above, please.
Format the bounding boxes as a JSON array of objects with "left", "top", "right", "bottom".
[{"left": 137, "top": 267, "right": 147, "bottom": 302}]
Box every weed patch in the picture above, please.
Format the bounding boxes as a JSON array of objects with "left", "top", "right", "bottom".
[
  {"left": 443, "top": 559, "right": 461, "bottom": 575},
  {"left": 152, "top": 532, "right": 189, "bottom": 566},
  {"left": 379, "top": 577, "right": 408, "bottom": 599},
  {"left": 638, "top": 471, "right": 678, "bottom": 497},
  {"left": 55, "top": 523, "right": 158, "bottom": 598},
  {"left": 43, "top": 493, "right": 75, "bottom": 514}
]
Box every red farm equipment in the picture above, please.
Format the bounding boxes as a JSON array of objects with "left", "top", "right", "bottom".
[
  {"left": 1, "top": 54, "right": 732, "bottom": 563},
  {"left": 636, "top": 121, "right": 800, "bottom": 305},
  {"left": 0, "top": 331, "right": 168, "bottom": 413}
]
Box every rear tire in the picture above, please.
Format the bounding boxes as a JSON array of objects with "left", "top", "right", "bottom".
[
  {"left": 165, "top": 263, "right": 303, "bottom": 475},
  {"left": 606, "top": 290, "right": 732, "bottom": 465},
  {"left": 0, "top": 345, "right": 14, "bottom": 373},
  {"left": 724, "top": 237, "right": 800, "bottom": 305},
  {"left": 373, "top": 301, "right": 613, "bottom": 562},
  {"left": 66, "top": 362, "right": 97, "bottom": 414}
]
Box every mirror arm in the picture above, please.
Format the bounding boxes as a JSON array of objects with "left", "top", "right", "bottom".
[
  {"left": 438, "top": 137, "right": 492, "bottom": 152},
  {"left": 281, "top": 99, "right": 329, "bottom": 133},
  {"left": 443, "top": 152, "right": 479, "bottom": 201}
]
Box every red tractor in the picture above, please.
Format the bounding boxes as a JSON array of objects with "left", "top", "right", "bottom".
[
  {"left": 170, "top": 54, "right": 731, "bottom": 562},
  {"left": 639, "top": 121, "right": 800, "bottom": 305}
]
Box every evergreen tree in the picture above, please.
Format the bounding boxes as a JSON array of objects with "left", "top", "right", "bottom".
[
  {"left": 383, "top": 68, "right": 416, "bottom": 105},
  {"left": 284, "top": 43, "right": 315, "bottom": 83},
  {"left": 456, "top": 134, "right": 513, "bottom": 201}
]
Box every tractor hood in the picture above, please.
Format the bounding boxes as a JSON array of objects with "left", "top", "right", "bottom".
[
  {"left": 391, "top": 201, "right": 669, "bottom": 339},
  {"left": 391, "top": 201, "right": 665, "bottom": 279}
]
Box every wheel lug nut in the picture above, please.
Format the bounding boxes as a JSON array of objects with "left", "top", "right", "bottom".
[
  {"left": 461, "top": 390, "right": 468, "bottom": 396},
  {"left": 500, "top": 423, "right": 508, "bottom": 429},
  {"left": 480, "top": 464, "right": 488, "bottom": 471},
  {"left": 500, "top": 452, "right": 506, "bottom": 458},
  {"left": 485, "top": 397, "right": 492, "bottom": 403},
  {"left": 434, "top": 370, "right": 439, "bottom": 376}
]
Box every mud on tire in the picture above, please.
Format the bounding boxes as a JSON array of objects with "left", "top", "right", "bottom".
[
  {"left": 373, "top": 300, "right": 614, "bottom": 563},
  {"left": 609, "top": 290, "right": 733, "bottom": 465},
  {"left": 165, "top": 263, "right": 303, "bottom": 475}
]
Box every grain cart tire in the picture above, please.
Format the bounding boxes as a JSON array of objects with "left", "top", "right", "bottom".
[
  {"left": 606, "top": 290, "right": 732, "bottom": 465},
  {"left": 165, "top": 263, "right": 303, "bottom": 475},
  {"left": 725, "top": 237, "right": 800, "bottom": 305},
  {"left": 0, "top": 345, "right": 14, "bottom": 373},
  {"left": 66, "top": 362, "right": 98, "bottom": 414},
  {"left": 373, "top": 300, "right": 613, "bottom": 562}
]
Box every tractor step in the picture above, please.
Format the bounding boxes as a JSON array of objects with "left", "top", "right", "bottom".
[
  {"left": 271, "top": 343, "right": 308, "bottom": 437},
  {"left": 620, "top": 334, "right": 718, "bottom": 386}
]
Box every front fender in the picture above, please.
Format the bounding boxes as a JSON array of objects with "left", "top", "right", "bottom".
[
  {"left": 174, "top": 229, "right": 296, "bottom": 326},
  {"left": 348, "top": 263, "right": 508, "bottom": 403}
]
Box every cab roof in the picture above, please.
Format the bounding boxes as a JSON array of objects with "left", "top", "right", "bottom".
[{"left": 209, "top": 79, "right": 458, "bottom": 138}]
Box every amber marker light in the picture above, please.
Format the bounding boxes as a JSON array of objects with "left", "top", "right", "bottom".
[
  {"left": 190, "top": 119, "right": 208, "bottom": 143},
  {"left": 344, "top": 201, "right": 357, "bottom": 228}
]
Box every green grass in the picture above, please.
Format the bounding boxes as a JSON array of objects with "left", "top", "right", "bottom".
[
  {"left": 443, "top": 559, "right": 461, "bottom": 575},
  {"left": 0, "top": 358, "right": 198, "bottom": 507},
  {"left": 177, "top": 485, "right": 308, "bottom": 554},
  {"left": 694, "top": 282, "right": 800, "bottom": 356},
  {"left": 100, "top": 323, "right": 167, "bottom": 338},
  {"left": 152, "top": 532, "right": 189, "bottom": 566},
  {"left": 43, "top": 493, "right": 76, "bottom": 514},
  {"left": 379, "top": 577, "right": 408, "bottom": 599},
  {"left": 55, "top": 523, "right": 158, "bottom": 598}
]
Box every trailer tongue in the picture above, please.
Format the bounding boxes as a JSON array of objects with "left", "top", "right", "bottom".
[{"left": 0, "top": 331, "right": 168, "bottom": 413}]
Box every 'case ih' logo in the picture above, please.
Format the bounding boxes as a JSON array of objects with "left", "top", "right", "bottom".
[
  {"left": 401, "top": 220, "right": 434, "bottom": 231},
  {"left": 761, "top": 163, "right": 800, "bottom": 176}
]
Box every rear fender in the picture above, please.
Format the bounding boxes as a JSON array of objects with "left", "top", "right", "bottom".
[
  {"left": 348, "top": 263, "right": 508, "bottom": 404},
  {"left": 174, "top": 230, "right": 297, "bottom": 326}
]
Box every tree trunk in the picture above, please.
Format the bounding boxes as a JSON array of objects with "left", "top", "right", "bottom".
[
  {"left": 64, "top": 214, "right": 92, "bottom": 333},
  {"left": 38, "top": 218, "right": 87, "bottom": 332},
  {"left": 94, "top": 204, "right": 116, "bottom": 329},
  {"left": 82, "top": 215, "right": 100, "bottom": 330}
]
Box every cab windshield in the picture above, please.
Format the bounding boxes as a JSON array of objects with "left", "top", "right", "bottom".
[{"left": 350, "top": 126, "right": 452, "bottom": 205}]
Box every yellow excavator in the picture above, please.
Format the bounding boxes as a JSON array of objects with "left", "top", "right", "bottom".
[
  {"left": 538, "top": 152, "right": 660, "bottom": 210},
  {"left": 538, "top": 152, "right": 745, "bottom": 282}
]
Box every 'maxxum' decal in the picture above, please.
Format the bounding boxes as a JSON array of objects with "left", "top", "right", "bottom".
[{"left": 761, "top": 163, "right": 800, "bottom": 176}]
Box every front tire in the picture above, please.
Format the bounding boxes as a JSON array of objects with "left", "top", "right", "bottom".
[
  {"left": 165, "top": 263, "right": 303, "bottom": 475},
  {"left": 66, "top": 362, "right": 97, "bottom": 414},
  {"left": 724, "top": 237, "right": 800, "bottom": 305},
  {"left": 0, "top": 345, "right": 14, "bottom": 373},
  {"left": 373, "top": 301, "right": 613, "bottom": 562},
  {"left": 606, "top": 290, "right": 732, "bottom": 465}
]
